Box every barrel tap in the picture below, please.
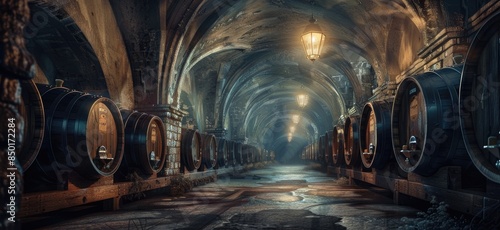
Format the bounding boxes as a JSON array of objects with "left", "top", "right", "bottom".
[
  {"left": 484, "top": 131, "right": 500, "bottom": 169},
  {"left": 96, "top": 145, "right": 113, "bottom": 169},
  {"left": 362, "top": 143, "right": 374, "bottom": 161},
  {"left": 401, "top": 136, "right": 418, "bottom": 164},
  {"left": 150, "top": 151, "right": 160, "bottom": 168}
]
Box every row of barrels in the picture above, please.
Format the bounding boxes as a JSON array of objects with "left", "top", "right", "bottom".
[
  {"left": 19, "top": 80, "right": 168, "bottom": 191},
  {"left": 304, "top": 12, "right": 500, "bottom": 183},
  {"left": 180, "top": 129, "right": 273, "bottom": 172},
  {"left": 18, "top": 80, "right": 271, "bottom": 192}
]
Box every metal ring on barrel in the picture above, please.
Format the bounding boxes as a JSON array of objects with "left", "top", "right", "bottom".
[
  {"left": 392, "top": 67, "right": 470, "bottom": 176},
  {"left": 460, "top": 12, "right": 500, "bottom": 183},
  {"left": 18, "top": 79, "right": 45, "bottom": 171},
  {"left": 344, "top": 116, "right": 361, "bottom": 167},
  {"left": 332, "top": 126, "right": 344, "bottom": 166},
  {"left": 216, "top": 138, "right": 229, "bottom": 168},
  {"left": 181, "top": 129, "right": 202, "bottom": 171},
  {"left": 360, "top": 101, "right": 393, "bottom": 169}
]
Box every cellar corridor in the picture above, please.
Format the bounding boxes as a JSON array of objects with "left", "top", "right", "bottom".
[
  {"left": 2, "top": 1, "right": 500, "bottom": 229},
  {"left": 23, "top": 164, "right": 421, "bottom": 230}
]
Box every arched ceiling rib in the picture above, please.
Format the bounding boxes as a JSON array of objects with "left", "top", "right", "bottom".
[{"left": 176, "top": 0, "right": 431, "bottom": 157}]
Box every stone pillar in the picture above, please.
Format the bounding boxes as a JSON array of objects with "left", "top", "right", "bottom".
[
  {"left": 136, "top": 105, "right": 186, "bottom": 176},
  {"left": 1, "top": 0, "right": 35, "bottom": 229}
]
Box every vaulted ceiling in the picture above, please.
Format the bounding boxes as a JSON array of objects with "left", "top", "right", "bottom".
[{"left": 27, "top": 0, "right": 484, "bottom": 161}]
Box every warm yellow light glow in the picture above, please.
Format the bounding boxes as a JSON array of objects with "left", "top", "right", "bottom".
[
  {"left": 301, "top": 17, "right": 325, "bottom": 62},
  {"left": 296, "top": 94, "right": 309, "bottom": 107},
  {"left": 290, "top": 126, "right": 296, "bottom": 133},
  {"left": 287, "top": 132, "right": 293, "bottom": 142},
  {"left": 292, "top": 114, "right": 300, "bottom": 124}
]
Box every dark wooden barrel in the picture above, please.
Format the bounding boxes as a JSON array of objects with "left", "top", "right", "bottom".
[
  {"left": 18, "top": 79, "right": 45, "bottom": 171},
  {"left": 26, "top": 84, "right": 125, "bottom": 184},
  {"left": 325, "top": 131, "right": 333, "bottom": 165},
  {"left": 216, "top": 138, "right": 229, "bottom": 168},
  {"left": 227, "top": 140, "right": 236, "bottom": 166},
  {"left": 119, "top": 110, "right": 166, "bottom": 176},
  {"left": 234, "top": 142, "right": 244, "bottom": 165},
  {"left": 460, "top": 12, "right": 500, "bottom": 183},
  {"left": 360, "top": 101, "right": 393, "bottom": 169},
  {"left": 242, "top": 144, "right": 254, "bottom": 164},
  {"left": 332, "top": 126, "right": 344, "bottom": 166},
  {"left": 344, "top": 116, "right": 361, "bottom": 167},
  {"left": 318, "top": 135, "right": 326, "bottom": 164},
  {"left": 181, "top": 129, "right": 202, "bottom": 171},
  {"left": 201, "top": 133, "right": 218, "bottom": 170},
  {"left": 392, "top": 67, "right": 470, "bottom": 176}
]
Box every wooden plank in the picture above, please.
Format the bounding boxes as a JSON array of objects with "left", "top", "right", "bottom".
[{"left": 408, "top": 166, "right": 461, "bottom": 189}]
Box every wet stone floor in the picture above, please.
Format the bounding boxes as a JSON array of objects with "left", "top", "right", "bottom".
[{"left": 26, "top": 164, "right": 422, "bottom": 229}]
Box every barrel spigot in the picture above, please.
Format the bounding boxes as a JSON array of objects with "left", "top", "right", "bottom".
[
  {"left": 483, "top": 131, "right": 500, "bottom": 149},
  {"left": 400, "top": 136, "right": 419, "bottom": 164},
  {"left": 150, "top": 151, "right": 160, "bottom": 168},
  {"left": 369, "top": 143, "right": 375, "bottom": 154},
  {"left": 95, "top": 146, "right": 113, "bottom": 169},
  {"left": 409, "top": 136, "right": 417, "bottom": 150}
]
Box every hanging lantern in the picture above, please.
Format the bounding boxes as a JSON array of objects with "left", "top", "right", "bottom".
[
  {"left": 301, "top": 16, "right": 326, "bottom": 62},
  {"left": 296, "top": 94, "right": 309, "bottom": 108},
  {"left": 292, "top": 114, "right": 300, "bottom": 124}
]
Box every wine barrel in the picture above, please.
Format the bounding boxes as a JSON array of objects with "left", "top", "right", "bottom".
[
  {"left": 227, "top": 140, "right": 236, "bottom": 166},
  {"left": 318, "top": 135, "right": 326, "bottom": 164},
  {"left": 201, "top": 133, "right": 218, "bottom": 170},
  {"left": 234, "top": 142, "right": 244, "bottom": 165},
  {"left": 392, "top": 67, "right": 470, "bottom": 176},
  {"left": 181, "top": 129, "right": 202, "bottom": 171},
  {"left": 119, "top": 110, "right": 166, "bottom": 176},
  {"left": 18, "top": 79, "right": 45, "bottom": 171},
  {"left": 26, "top": 84, "right": 124, "bottom": 184},
  {"left": 332, "top": 126, "right": 344, "bottom": 166},
  {"left": 344, "top": 116, "right": 361, "bottom": 167},
  {"left": 460, "top": 12, "right": 500, "bottom": 183},
  {"left": 325, "top": 131, "right": 333, "bottom": 165},
  {"left": 242, "top": 144, "right": 254, "bottom": 164},
  {"left": 216, "top": 138, "right": 229, "bottom": 168},
  {"left": 360, "top": 101, "right": 393, "bottom": 169}
]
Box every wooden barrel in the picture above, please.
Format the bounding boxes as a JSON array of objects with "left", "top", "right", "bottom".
[
  {"left": 216, "top": 138, "right": 229, "bottom": 167},
  {"left": 392, "top": 67, "right": 470, "bottom": 176},
  {"left": 27, "top": 84, "right": 124, "bottom": 182},
  {"left": 344, "top": 116, "right": 361, "bottom": 167},
  {"left": 360, "top": 101, "right": 393, "bottom": 169},
  {"left": 325, "top": 131, "right": 333, "bottom": 165},
  {"left": 181, "top": 129, "right": 202, "bottom": 171},
  {"left": 332, "top": 126, "right": 344, "bottom": 166},
  {"left": 201, "top": 133, "right": 218, "bottom": 170},
  {"left": 242, "top": 144, "right": 253, "bottom": 164},
  {"left": 234, "top": 142, "right": 244, "bottom": 165},
  {"left": 18, "top": 79, "right": 45, "bottom": 171},
  {"left": 227, "top": 140, "right": 236, "bottom": 166},
  {"left": 318, "top": 135, "right": 326, "bottom": 164},
  {"left": 119, "top": 110, "right": 166, "bottom": 176},
  {"left": 460, "top": 12, "right": 500, "bottom": 183}
]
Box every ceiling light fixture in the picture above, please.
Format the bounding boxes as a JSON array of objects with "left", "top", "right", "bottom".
[{"left": 301, "top": 14, "right": 325, "bottom": 62}]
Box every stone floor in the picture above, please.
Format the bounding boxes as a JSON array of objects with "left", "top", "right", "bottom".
[{"left": 23, "top": 163, "right": 424, "bottom": 229}]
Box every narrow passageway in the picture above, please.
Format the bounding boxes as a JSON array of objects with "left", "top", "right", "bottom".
[{"left": 32, "top": 164, "right": 421, "bottom": 229}]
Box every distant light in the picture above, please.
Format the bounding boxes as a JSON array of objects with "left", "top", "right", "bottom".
[
  {"left": 296, "top": 94, "right": 309, "bottom": 108},
  {"left": 290, "top": 126, "right": 296, "bottom": 133},
  {"left": 287, "top": 133, "right": 293, "bottom": 142}
]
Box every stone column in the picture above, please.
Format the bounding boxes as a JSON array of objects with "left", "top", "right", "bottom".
[
  {"left": 136, "top": 104, "right": 186, "bottom": 176},
  {"left": 1, "top": 0, "right": 35, "bottom": 229}
]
